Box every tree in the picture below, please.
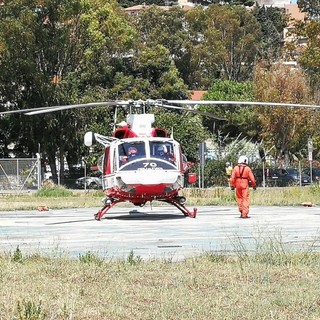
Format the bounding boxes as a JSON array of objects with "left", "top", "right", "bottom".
[
  {"left": 0, "top": 0, "right": 87, "bottom": 179},
  {"left": 298, "top": 0, "right": 320, "bottom": 19},
  {"left": 253, "top": 62, "right": 319, "bottom": 163},
  {"left": 182, "top": 6, "right": 216, "bottom": 88},
  {"left": 291, "top": 20, "right": 320, "bottom": 102},
  {"left": 0, "top": 1, "right": 194, "bottom": 178},
  {"left": 154, "top": 112, "right": 211, "bottom": 161},
  {"left": 132, "top": 6, "right": 194, "bottom": 86},
  {"left": 0, "top": 0, "right": 138, "bottom": 183},
  {"left": 130, "top": 4, "right": 264, "bottom": 88},
  {"left": 202, "top": 80, "right": 260, "bottom": 143},
  {"left": 203, "top": 5, "right": 261, "bottom": 81},
  {"left": 252, "top": 5, "right": 288, "bottom": 61}
]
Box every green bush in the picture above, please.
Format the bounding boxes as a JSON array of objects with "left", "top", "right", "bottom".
[
  {"left": 12, "top": 246, "right": 23, "bottom": 263},
  {"left": 204, "top": 159, "right": 228, "bottom": 187},
  {"left": 79, "top": 251, "right": 104, "bottom": 266},
  {"left": 35, "top": 185, "right": 73, "bottom": 197},
  {"left": 17, "top": 299, "right": 46, "bottom": 320}
]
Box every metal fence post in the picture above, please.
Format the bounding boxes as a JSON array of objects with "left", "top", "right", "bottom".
[{"left": 37, "top": 153, "right": 41, "bottom": 190}]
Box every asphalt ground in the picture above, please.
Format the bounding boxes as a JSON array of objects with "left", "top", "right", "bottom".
[{"left": 0, "top": 204, "right": 320, "bottom": 261}]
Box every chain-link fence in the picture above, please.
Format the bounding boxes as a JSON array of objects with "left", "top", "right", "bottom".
[{"left": 0, "top": 158, "right": 41, "bottom": 194}]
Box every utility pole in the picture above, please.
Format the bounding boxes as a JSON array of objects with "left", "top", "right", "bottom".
[
  {"left": 308, "top": 138, "right": 313, "bottom": 182},
  {"left": 199, "top": 142, "right": 206, "bottom": 188}
]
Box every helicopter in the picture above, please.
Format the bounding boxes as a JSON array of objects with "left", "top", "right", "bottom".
[
  {"left": 1, "top": 98, "right": 319, "bottom": 220},
  {"left": 84, "top": 111, "right": 198, "bottom": 220},
  {"left": 1, "top": 99, "right": 224, "bottom": 220}
]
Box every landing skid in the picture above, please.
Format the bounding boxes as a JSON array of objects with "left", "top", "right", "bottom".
[
  {"left": 94, "top": 199, "right": 123, "bottom": 221},
  {"left": 94, "top": 197, "right": 197, "bottom": 221},
  {"left": 161, "top": 199, "right": 197, "bottom": 218}
]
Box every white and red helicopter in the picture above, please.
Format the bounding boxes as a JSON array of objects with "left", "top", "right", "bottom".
[
  {"left": 84, "top": 111, "right": 198, "bottom": 220},
  {"left": 1, "top": 99, "right": 224, "bottom": 220},
  {"left": 1, "top": 98, "right": 319, "bottom": 220}
]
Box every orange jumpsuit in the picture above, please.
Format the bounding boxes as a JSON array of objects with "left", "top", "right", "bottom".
[{"left": 230, "top": 164, "right": 256, "bottom": 218}]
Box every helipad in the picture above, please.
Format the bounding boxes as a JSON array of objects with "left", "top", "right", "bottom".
[{"left": 0, "top": 205, "right": 319, "bottom": 260}]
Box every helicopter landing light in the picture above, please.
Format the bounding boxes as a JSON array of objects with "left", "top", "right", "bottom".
[{"left": 178, "top": 196, "right": 186, "bottom": 205}]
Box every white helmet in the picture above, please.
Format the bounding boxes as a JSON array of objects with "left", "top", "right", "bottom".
[
  {"left": 238, "top": 155, "right": 248, "bottom": 164},
  {"left": 157, "top": 145, "right": 167, "bottom": 153}
]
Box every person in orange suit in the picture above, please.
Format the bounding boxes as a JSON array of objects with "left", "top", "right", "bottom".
[{"left": 230, "top": 155, "right": 257, "bottom": 218}]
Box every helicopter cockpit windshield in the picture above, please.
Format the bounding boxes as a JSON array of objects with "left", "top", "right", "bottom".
[
  {"left": 118, "top": 141, "right": 146, "bottom": 165},
  {"left": 117, "top": 140, "right": 176, "bottom": 168},
  {"left": 150, "top": 141, "right": 175, "bottom": 163}
]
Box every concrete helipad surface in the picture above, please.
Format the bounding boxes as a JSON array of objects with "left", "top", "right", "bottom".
[{"left": 0, "top": 205, "right": 320, "bottom": 261}]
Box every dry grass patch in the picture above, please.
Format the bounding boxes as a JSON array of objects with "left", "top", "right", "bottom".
[
  {"left": 1, "top": 249, "right": 320, "bottom": 319},
  {"left": 183, "top": 185, "right": 320, "bottom": 206},
  {"left": 0, "top": 191, "right": 103, "bottom": 211},
  {"left": 0, "top": 184, "right": 319, "bottom": 212},
  {"left": 1, "top": 186, "right": 320, "bottom": 319}
]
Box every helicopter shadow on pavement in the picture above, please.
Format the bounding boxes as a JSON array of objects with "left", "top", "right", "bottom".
[
  {"left": 103, "top": 209, "right": 186, "bottom": 221},
  {"left": 46, "top": 218, "right": 99, "bottom": 225}
]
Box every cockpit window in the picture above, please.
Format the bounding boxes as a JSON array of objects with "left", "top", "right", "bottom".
[
  {"left": 150, "top": 141, "right": 173, "bottom": 157},
  {"left": 117, "top": 141, "right": 177, "bottom": 168},
  {"left": 150, "top": 141, "right": 175, "bottom": 163},
  {"left": 118, "top": 141, "right": 146, "bottom": 166}
]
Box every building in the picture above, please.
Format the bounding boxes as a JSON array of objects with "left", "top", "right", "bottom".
[
  {"left": 123, "top": 4, "right": 171, "bottom": 15},
  {"left": 189, "top": 90, "right": 207, "bottom": 100}
]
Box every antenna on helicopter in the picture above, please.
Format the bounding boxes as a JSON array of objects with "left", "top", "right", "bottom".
[{"left": 170, "top": 127, "right": 174, "bottom": 139}]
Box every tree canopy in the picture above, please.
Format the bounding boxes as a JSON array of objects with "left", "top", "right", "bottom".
[
  {"left": 253, "top": 62, "right": 319, "bottom": 162},
  {"left": 0, "top": 0, "right": 318, "bottom": 181}
]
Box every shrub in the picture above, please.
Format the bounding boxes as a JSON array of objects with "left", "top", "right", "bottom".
[{"left": 36, "top": 185, "right": 73, "bottom": 197}]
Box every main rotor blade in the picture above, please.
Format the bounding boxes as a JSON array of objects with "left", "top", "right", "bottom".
[
  {"left": 0, "top": 107, "right": 54, "bottom": 115},
  {"left": 158, "top": 103, "right": 226, "bottom": 121},
  {"left": 0, "top": 101, "right": 129, "bottom": 116},
  {"left": 25, "top": 101, "right": 129, "bottom": 115},
  {"left": 3, "top": 99, "right": 317, "bottom": 117},
  {"left": 166, "top": 100, "right": 320, "bottom": 109}
]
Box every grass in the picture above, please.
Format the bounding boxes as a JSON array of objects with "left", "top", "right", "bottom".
[
  {"left": 184, "top": 184, "right": 320, "bottom": 206},
  {"left": 0, "top": 189, "right": 105, "bottom": 211},
  {"left": 1, "top": 185, "right": 320, "bottom": 319},
  {"left": 1, "top": 247, "right": 320, "bottom": 319},
  {"left": 0, "top": 184, "right": 319, "bottom": 211}
]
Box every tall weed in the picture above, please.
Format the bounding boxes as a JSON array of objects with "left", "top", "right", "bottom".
[
  {"left": 35, "top": 185, "right": 73, "bottom": 197},
  {"left": 17, "top": 300, "right": 45, "bottom": 320}
]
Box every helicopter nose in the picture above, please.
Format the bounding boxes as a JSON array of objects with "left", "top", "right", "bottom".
[{"left": 118, "top": 170, "right": 180, "bottom": 185}]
